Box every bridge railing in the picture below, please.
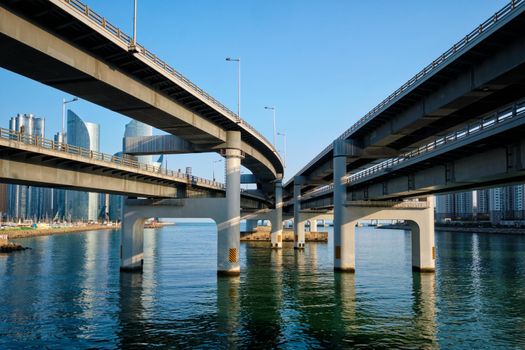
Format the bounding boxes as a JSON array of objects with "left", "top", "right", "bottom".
[
  {"left": 0, "top": 127, "right": 226, "bottom": 190},
  {"left": 302, "top": 99, "right": 525, "bottom": 200},
  {"left": 61, "top": 0, "right": 282, "bottom": 165},
  {"left": 296, "top": 0, "right": 524, "bottom": 176}
]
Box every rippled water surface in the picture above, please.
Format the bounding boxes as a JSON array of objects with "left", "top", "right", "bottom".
[{"left": 1, "top": 223, "right": 525, "bottom": 349}]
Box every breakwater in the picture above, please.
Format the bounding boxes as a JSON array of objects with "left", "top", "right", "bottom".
[{"left": 241, "top": 226, "right": 327, "bottom": 242}]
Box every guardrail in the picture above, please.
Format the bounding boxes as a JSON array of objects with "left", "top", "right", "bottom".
[
  {"left": 61, "top": 0, "right": 282, "bottom": 165},
  {"left": 302, "top": 99, "right": 525, "bottom": 200},
  {"left": 0, "top": 127, "right": 226, "bottom": 190},
  {"left": 295, "top": 0, "right": 524, "bottom": 177}
]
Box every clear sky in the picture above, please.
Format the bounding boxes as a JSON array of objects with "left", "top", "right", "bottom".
[{"left": 0, "top": 0, "right": 509, "bottom": 183}]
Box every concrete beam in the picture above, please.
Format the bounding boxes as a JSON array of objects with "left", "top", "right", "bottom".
[{"left": 0, "top": 157, "right": 177, "bottom": 198}]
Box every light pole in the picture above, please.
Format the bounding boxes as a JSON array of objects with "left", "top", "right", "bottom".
[
  {"left": 129, "top": 0, "right": 138, "bottom": 51},
  {"left": 278, "top": 131, "right": 287, "bottom": 168},
  {"left": 62, "top": 97, "right": 78, "bottom": 141},
  {"left": 213, "top": 159, "right": 223, "bottom": 182},
  {"left": 225, "top": 57, "right": 241, "bottom": 119},
  {"left": 264, "top": 106, "right": 277, "bottom": 147}
]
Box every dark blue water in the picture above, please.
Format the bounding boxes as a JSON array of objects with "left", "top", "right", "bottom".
[{"left": 1, "top": 223, "right": 525, "bottom": 349}]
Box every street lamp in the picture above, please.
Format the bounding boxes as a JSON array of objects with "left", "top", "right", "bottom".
[
  {"left": 62, "top": 97, "right": 78, "bottom": 141},
  {"left": 225, "top": 57, "right": 241, "bottom": 119},
  {"left": 277, "top": 131, "right": 287, "bottom": 168},
  {"left": 264, "top": 106, "right": 277, "bottom": 147},
  {"left": 129, "top": 0, "right": 138, "bottom": 52},
  {"left": 212, "top": 159, "right": 223, "bottom": 182}
]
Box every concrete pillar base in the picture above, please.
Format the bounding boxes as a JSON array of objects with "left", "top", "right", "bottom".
[
  {"left": 294, "top": 245, "right": 305, "bottom": 250},
  {"left": 334, "top": 267, "right": 355, "bottom": 273},
  {"left": 271, "top": 243, "right": 282, "bottom": 249},
  {"left": 217, "top": 269, "right": 241, "bottom": 277},
  {"left": 412, "top": 266, "right": 435, "bottom": 273},
  {"left": 120, "top": 264, "right": 143, "bottom": 273}
]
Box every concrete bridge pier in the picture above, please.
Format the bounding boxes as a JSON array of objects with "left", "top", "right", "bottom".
[
  {"left": 119, "top": 131, "right": 244, "bottom": 276},
  {"left": 408, "top": 198, "right": 436, "bottom": 272},
  {"left": 293, "top": 178, "right": 306, "bottom": 249},
  {"left": 120, "top": 201, "right": 146, "bottom": 272},
  {"left": 271, "top": 179, "right": 283, "bottom": 249},
  {"left": 333, "top": 141, "right": 354, "bottom": 272},
  {"left": 217, "top": 131, "right": 243, "bottom": 276},
  {"left": 335, "top": 199, "right": 436, "bottom": 273}
]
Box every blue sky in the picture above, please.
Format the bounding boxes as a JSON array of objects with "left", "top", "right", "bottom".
[{"left": 0, "top": 0, "right": 509, "bottom": 182}]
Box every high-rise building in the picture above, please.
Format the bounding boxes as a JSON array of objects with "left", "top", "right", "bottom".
[
  {"left": 64, "top": 110, "right": 100, "bottom": 221},
  {"left": 123, "top": 119, "right": 153, "bottom": 164},
  {"left": 108, "top": 121, "right": 156, "bottom": 222},
  {"left": 475, "top": 189, "right": 490, "bottom": 220},
  {"left": 7, "top": 114, "right": 52, "bottom": 221},
  {"left": 489, "top": 185, "right": 525, "bottom": 224},
  {"left": 436, "top": 192, "right": 475, "bottom": 221}
]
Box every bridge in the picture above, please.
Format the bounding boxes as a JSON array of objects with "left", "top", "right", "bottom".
[
  {"left": 284, "top": 0, "right": 525, "bottom": 274},
  {"left": 0, "top": 0, "right": 285, "bottom": 276},
  {"left": 1, "top": 0, "right": 524, "bottom": 278}
]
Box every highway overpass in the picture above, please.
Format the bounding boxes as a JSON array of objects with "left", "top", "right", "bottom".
[{"left": 285, "top": 0, "right": 525, "bottom": 275}]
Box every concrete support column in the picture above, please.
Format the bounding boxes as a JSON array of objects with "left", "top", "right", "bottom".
[
  {"left": 411, "top": 197, "right": 436, "bottom": 272},
  {"left": 310, "top": 219, "right": 317, "bottom": 232},
  {"left": 271, "top": 179, "right": 283, "bottom": 249},
  {"left": 245, "top": 219, "right": 257, "bottom": 232},
  {"left": 333, "top": 141, "right": 355, "bottom": 272},
  {"left": 120, "top": 199, "right": 146, "bottom": 272},
  {"left": 293, "top": 179, "right": 305, "bottom": 249},
  {"left": 217, "top": 131, "right": 243, "bottom": 276}
]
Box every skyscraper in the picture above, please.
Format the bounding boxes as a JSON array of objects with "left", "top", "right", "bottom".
[
  {"left": 64, "top": 110, "right": 100, "bottom": 221},
  {"left": 7, "top": 114, "right": 52, "bottom": 221},
  {"left": 436, "top": 192, "right": 475, "bottom": 221},
  {"left": 123, "top": 119, "right": 153, "bottom": 164},
  {"left": 108, "top": 120, "right": 155, "bottom": 222},
  {"left": 489, "top": 185, "right": 525, "bottom": 224}
]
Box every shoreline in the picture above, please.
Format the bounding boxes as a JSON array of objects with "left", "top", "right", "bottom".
[
  {"left": 3, "top": 225, "right": 119, "bottom": 239},
  {"left": 377, "top": 224, "right": 525, "bottom": 235}
]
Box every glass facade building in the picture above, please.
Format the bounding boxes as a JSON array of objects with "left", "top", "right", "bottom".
[
  {"left": 64, "top": 110, "right": 100, "bottom": 221},
  {"left": 108, "top": 120, "right": 155, "bottom": 222}
]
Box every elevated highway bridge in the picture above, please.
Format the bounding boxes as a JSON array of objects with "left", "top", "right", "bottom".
[
  {"left": 0, "top": 0, "right": 285, "bottom": 275},
  {"left": 285, "top": 0, "right": 525, "bottom": 275}
]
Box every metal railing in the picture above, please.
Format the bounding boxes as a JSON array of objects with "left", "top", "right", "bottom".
[
  {"left": 60, "top": 0, "right": 282, "bottom": 165},
  {"left": 302, "top": 99, "right": 525, "bottom": 200},
  {"left": 296, "top": 0, "right": 524, "bottom": 177},
  {"left": 0, "top": 127, "right": 226, "bottom": 190}
]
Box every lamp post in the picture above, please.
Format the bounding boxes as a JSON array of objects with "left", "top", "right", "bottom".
[
  {"left": 62, "top": 97, "right": 78, "bottom": 142},
  {"left": 277, "top": 131, "right": 287, "bottom": 168},
  {"left": 213, "top": 159, "right": 223, "bottom": 182},
  {"left": 264, "top": 106, "right": 277, "bottom": 147},
  {"left": 225, "top": 57, "right": 241, "bottom": 119},
  {"left": 129, "top": 0, "right": 138, "bottom": 51}
]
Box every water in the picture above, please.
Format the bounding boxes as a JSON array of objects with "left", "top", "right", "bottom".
[{"left": 1, "top": 224, "right": 525, "bottom": 349}]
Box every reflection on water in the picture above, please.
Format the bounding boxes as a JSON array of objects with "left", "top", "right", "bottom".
[{"left": 0, "top": 225, "right": 525, "bottom": 348}]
